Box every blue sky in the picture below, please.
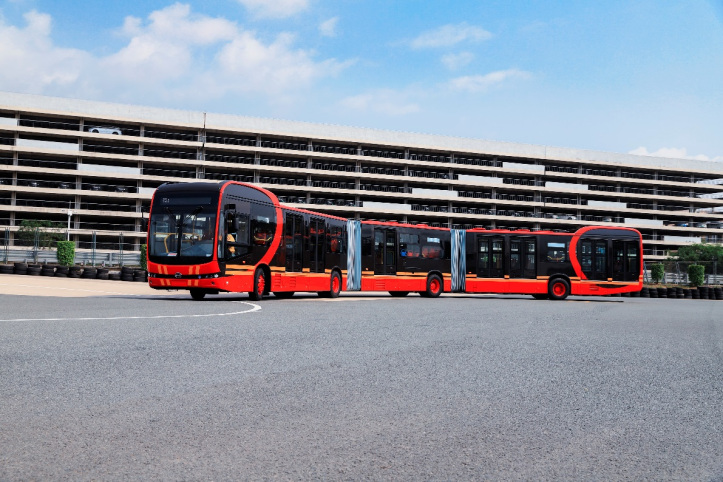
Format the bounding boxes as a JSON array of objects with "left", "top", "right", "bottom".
[{"left": 0, "top": 0, "right": 722, "bottom": 161}]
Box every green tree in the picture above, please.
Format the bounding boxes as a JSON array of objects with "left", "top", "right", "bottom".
[
  {"left": 139, "top": 244, "right": 147, "bottom": 270},
  {"left": 676, "top": 243, "right": 723, "bottom": 274},
  {"left": 56, "top": 241, "right": 75, "bottom": 267},
  {"left": 651, "top": 263, "right": 665, "bottom": 284},
  {"left": 16, "top": 220, "right": 65, "bottom": 248},
  {"left": 688, "top": 264, "right": 705, "bottom": 287}
]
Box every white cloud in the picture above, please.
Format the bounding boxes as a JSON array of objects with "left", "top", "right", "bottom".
[
  {"left": 0, "top": 10, "right": 93, "bottom": 94},
  {"left": 319, "top": 17, "right": 338, "bottom": 37},
  {"left": 235, "top": 0, "right": 310, "bottom": 19},
  {"left": 447, "top": 69, "right": 531, "bottom": 93},
  {"left": 410, "top": 23, "right": 492, "bottom": 49},
  {"left": 629, "top": 147, "right": 723, "bottom": 162},
  {"left": 0, "top": 4, "right": 352, "bottom": 103},
  {"left": 216, "top": 31, "right": 352, "bottom": 95},
  {"left": 441, "top": 52, "right": 474, "bottom": 71},
  {"left": 339, "top": 89, "right": 421, "bottom": 116}
]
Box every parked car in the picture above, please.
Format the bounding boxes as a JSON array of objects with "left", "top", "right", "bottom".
[{"left": 87, "top": 126, "right": 122, "bottom": 135}]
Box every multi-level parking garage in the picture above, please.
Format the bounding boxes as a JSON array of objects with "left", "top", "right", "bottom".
[{"left": 1, "top": 91, "right": 722, "bottom": 261}]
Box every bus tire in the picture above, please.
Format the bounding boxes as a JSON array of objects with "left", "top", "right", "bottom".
[
  {"left": 273, "top": 291, "right": 295, "bottom": 299},
  {"left": 319, "top": 271, "right": 342, "bottom": 298},
  {"left": 389, "top": 291, "right": 410, "bottom": 297},
  {"left": 422, "top": 274, "right": 443, "bottom": 298},
  {"left": 249, "top": 269, "right": 266, "bottom": 301},
  {"left": 190, "top": 288, "right": 206, "bottom": 300},
  {"left": 548, "top": 278, "right": 570, "bottom": 300}
]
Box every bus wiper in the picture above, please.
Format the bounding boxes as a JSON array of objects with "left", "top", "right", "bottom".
[{"left": 181, "top": 205, "right": 204, "bottom": 227}]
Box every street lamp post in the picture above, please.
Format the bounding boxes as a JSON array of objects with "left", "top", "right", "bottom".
[{"left": 67, "top": 209, "right": 73, "bottom": 241}]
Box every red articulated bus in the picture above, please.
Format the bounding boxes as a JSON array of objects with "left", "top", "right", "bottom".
[{"left": 146, "top": 181, "right": 642, "bottom": 300}]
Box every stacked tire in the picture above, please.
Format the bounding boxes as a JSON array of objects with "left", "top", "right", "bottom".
[
  {"left": 0, "top": 264, "right": 14, "bottom": 274},
  {"left": 27, "top": 264, "right": 41, "bottom": 276},
  {"left": 121, "top": 267, "right": 135, "bottom": 282},
  {"left": 40, "top": 265, "right": 56, "bottom": 277},
  {"left": 68, "top": 266, "right": 82, "bottom": 278},
  {"left": 97, "top": 268, "right": 109, "bottom": 280},
  {"left": 133, "top": 269, "right": 147, "bottom": 282},
  {"left": 81, "top": 267, "right": 97, "bottom": 279},
  {"left": 55, "top": 266, "right": 69, "bottom": 277}
]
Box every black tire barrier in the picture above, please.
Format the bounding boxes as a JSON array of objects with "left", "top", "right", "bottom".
[
  {"left": 109, "top": 272, "right": 121, "bottom": 281},
  {"left": 121, "top": 275, "right": 134, "bottom": 282},
  {"left": 649, "top": 288, "right": 657, "bottom": 298},
  {"left": 676, "top": 287, "right": 684, "bottom": 299},
  {"left": 121, "top": 266, "right": 134, "bottom": 276},
  {"left": 68, "top": 266, "right": 82, "bottom": 278},
  {"left": 667, "top": 287, "right": 676, "bottom": 298},
  {"left": 683, "top": 289, "right": 692, "bottom": 299},
  {"left": 55, "top": 266, "right": 69, "bottom": 277},
  {"left": 715, "top": 288, "right": 723, "bottom": 300},
  {"left": 699, "top": 287, "right": 709, "bottom": 299},
  {"left": 27, "top": 266, "right": 42, "bottom": 276},
  {"left": 14, "top": 262, "right": 28, "bottom": 272},
  {"left": 81, "top": 268, "right": 97, "bottom": 279},
  {"left": 692, "top": 288, "right": 700, "bottom": 299},
  {"left": 657, "top": 287, "right": 667, "bottom": 298},
  {"left": 133, "top": 270, "right": 147, "bottom": 282},
  {"left": 41, "top": 266, "right": 56, "bottom": 277},
  {"left": 640, "top": 287, "right": 649, "bottom": 298},
  {"left": 0, "top": 264, "right": 14, "bottom": 274}
]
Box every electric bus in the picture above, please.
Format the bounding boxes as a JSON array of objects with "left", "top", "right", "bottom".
[{"left": 147, "top": 181, "right": 642, "bottom": 300}]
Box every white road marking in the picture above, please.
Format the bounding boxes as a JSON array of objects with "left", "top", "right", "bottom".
[{"left": 0, "top": 301, "right": 262, "bottom": 322}]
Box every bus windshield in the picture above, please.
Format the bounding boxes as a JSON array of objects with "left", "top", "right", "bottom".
[{"left": 148, "top": 194, "right": 218, "bottom": 263}]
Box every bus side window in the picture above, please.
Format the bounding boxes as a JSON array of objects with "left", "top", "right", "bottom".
[{"left": 546, "top": 242, "right": 567, "bottom": 263}]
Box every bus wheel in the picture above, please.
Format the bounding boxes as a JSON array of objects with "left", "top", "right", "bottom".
[
  {"left": 389, "top": 291, "right": 410, "bottom": 297},
  {"left": 423, "top": 274, "right": 443, "bottom": 298},
  {"left": 249, "top": 269, "right": 266, "bottom": 301},
  {"left": 548, "top": 278, "right": 570, "bottom": 300},
  {"left": 273, "top": 291, "right": 295, "bottom": 299},
  {"left": 329, "top": 271, "right": 342, "bottom": 298},
  {"left": 190, "top": 288, "right": 206, "bottom": 300}
]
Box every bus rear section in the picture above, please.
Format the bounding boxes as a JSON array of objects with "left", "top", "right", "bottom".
[{"left": 463, "top": 227, "right": 642, "bottom": 299}]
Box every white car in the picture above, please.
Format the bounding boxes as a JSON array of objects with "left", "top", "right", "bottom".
[{"left": 87, "top": 126, "right": 122, "bottom": 135}]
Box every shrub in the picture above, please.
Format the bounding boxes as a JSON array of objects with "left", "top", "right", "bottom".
[
  {"left": 651, "top": 263, "right": 665, "bottom": 284},
  {"left": 139, "top": 244, "right": 147, "bottom": 271},
  {"left": 688, "top": 264, "right": 705, "bottom": 287},
  {"left": 56, "top": 241, "right": 75, "bottom": 267}
]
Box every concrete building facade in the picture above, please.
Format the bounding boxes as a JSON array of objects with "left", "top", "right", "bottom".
[{"left": 1, "top": 91, "right": 722, "bottom": 261}]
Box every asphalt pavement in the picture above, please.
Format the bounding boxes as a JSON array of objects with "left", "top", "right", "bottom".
[{"left": 1, "top": 274, "right": 722, "bottom": 479}]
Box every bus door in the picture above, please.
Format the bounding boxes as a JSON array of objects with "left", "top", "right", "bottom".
[
  {"left": 579, "top": 239, "right": 608, "bottom": 280},
  {"left": 477, "top": 235, "right": 504, "bottom": 278},
  {"left": 510, "top": 237, "right": 536, "bottom": 278},
  {"left": 612, "top": 239, "right": 640, "bottom": 281},
  {"left": 374, "top": 229, "right": 397, "bottom": 275},
  {"left": 285, "top": 213, "right": 304, "bottom": 272},
  {"left": 308, "top": 217, "right": 325, "bottom": 273}
]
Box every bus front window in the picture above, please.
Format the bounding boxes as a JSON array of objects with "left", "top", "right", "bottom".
[{"left": 149, "top": 195, "right": 218, "bottom": 264}]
